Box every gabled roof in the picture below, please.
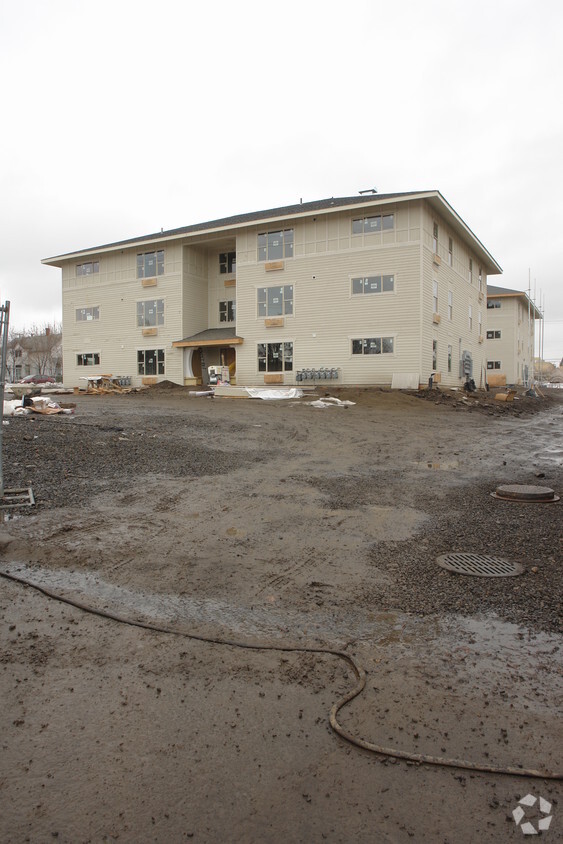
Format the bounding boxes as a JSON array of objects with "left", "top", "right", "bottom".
[
  {"left": 42, "top": 190, "right": 502, "bottom": 274},
  {"left": 487, "top": 285, "right": 542, "bottom": 319}
]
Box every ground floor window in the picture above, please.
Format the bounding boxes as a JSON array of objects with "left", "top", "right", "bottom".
[
  {"left": 77, "top": 352, "right": 100, "bottom": 366},
  {"left": 487, "top": 360, "right": 502, "bottom": 370},
  {"left": 138, "top": 349, "right": 164, "bottom": 375},
  {"left": 447, "top": 345, "right": 452, "bottom": 372},
  {"left": 257, "top": 342, "right": 293, "bottom": 372},
  {"left": 352, "top": 337, "right": 394, "bottom": 355},
  {"left": 432, "top": 340, "right": 437, "bottom": 369}
]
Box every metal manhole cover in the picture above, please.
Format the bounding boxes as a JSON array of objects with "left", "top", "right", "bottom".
[
  {"left": 436, "top": 553, "right": 524, "bottom": 577},
  {"left": 491, "top": 484, "right": 559, "bottom": 502}
]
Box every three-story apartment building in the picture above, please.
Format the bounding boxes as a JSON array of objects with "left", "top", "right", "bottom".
[{"left": 42, "top": 191, "right": 502, "bottom": 389}]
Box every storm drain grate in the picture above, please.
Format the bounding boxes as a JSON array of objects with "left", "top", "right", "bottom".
[{"left": 436, "top": 553, "right": 524, "bottom": 577}]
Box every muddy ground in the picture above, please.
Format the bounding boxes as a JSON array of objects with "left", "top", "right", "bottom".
[{"left": 0, "top": 385, "right": 561, "bottom": 843}]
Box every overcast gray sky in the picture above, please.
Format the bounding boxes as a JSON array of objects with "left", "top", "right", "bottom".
[{"left": 1, "top": 0, "right": 561, "bottom": 362}]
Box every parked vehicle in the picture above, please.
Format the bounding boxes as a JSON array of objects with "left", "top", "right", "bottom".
[{"left": 18, "top": 374, "right": 56, "bottom": 384}]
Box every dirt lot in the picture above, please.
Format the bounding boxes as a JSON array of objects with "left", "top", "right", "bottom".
[{"left": 0, "top": 385, "right": 561, "bottom": 843}]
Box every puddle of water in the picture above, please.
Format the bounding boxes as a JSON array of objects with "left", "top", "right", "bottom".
[{"left": 0, "top": 562, "right": 421, "bottom": 645}]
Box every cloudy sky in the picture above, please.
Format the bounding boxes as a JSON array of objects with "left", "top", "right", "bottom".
[{"left": 1, "top": 0, "right": 561, "bottom": 362}]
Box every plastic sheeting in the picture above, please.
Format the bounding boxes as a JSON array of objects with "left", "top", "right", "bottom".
[{"left": 245, "top": 387, "right": 304, "bottom": 400}]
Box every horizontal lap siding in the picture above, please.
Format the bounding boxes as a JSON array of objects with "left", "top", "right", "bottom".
[
  {"left": 235, "top": 239, "right": 422, "bottom": 387},
  {"left": 62, "top": 245, "right": 184, "bottom": 387}
]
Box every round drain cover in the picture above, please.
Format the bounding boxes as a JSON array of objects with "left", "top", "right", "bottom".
[
  {"left": 436, "top": 553, "right": 524, "bottom": 577},
  {"left": 491, "top": 484, "right": 559, "bottom": 502}
]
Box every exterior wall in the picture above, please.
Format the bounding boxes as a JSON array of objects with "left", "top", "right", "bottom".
[
  {"left": 485, "top": 295, "right": 536, "bottom": 385},
  {"left": 62, "top": 243, "right": 184, "bottom": 388},
  {"left": 421, "top": 205, "right": 488, "bottom": 387},
  {"left": 54, "top": 194, "right": 501, "bottom": 390},
  {"left": 234, "top": 203, "right": 423, "bottom": 386}
]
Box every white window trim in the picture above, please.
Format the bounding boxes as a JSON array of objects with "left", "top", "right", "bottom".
[
  {"left": 136, "top": 297, "right": 166, "bottom": 328},
  {"left": 349, "top": 273, "right": 396, "bottom": 298}
]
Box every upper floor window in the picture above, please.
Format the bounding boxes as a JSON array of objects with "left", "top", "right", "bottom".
[
  {"left": 352, "top": 214, "right": 394, "bottom": 235},
  {"left": 352, "top": 275, "right": 394, "bottom": 295},
  {"left": 478, "top": 266, "right": 483, "bottom": 292},
  {"left": 220, "top": 300, "right": 236, "bottom": 323},
  {"left": 447, "top": 291, "right": 453, "bottom": 320},
  {"left": 138, "top": 348, "right": 164, "bottom": 375},
  {"left": 433, "top": 280, "right": 438, "bottom": 312},
  {"left": 468, "top": 305, "right": 473, "bottom": 331},
  {"left": 77, "top": 352, "right": 100, "bottom": 366},
  {"left": 257, "top": 341, "right": 293, "bottom": 372},
  {"left": 487, "top": 330, "right": 501, "bottom": 339},
  {"left": 220, "top": 252, "right": 236, "bottom": 274},
  {"left": 469, "top": 258, "right": 473, "bottom": 284},
  {"left": 487, "top": 300, "right": 501, "bottom": 309},
  {"left": 137, "top": 299, "right": 164, "bottom": 327},
  {"left": 352, "top": 337, "right": 394, "bottom": 355},
  {"left": 257, "top": 285, "right": 293, "bottom": 317},
  {"left": 432, "top": 222, "right": 438, "bottom": 253},
  {"left": 77, "top": 261, "right": 99, "bottom": 276},
  {"left": 137, "top": 250, "right": 164, "bottom": 279},
  {"left": 487, "top": 360, "right": 501, "bottom": 370},
  {"left": 76, "top": 306, "right": 100, "bottom": 321},
  {"left": 258, "top": 230, "right": 293, "bottom": 261},
  {"left": 448, "top": 238, "right": 453, "bottom": 267}
]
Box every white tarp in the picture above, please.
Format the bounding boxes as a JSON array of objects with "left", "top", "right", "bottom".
[{"left": 245, "top": 387, "right": 304, "bottom": 400}]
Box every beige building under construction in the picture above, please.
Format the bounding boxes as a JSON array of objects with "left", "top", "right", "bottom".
[{"left": 43, "top": 191, "right": 502, "bottom": 389}]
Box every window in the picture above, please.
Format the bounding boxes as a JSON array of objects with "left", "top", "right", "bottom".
[
  {"left": 76, "top": 306, "right": 100, "bottom": 321},
  {"left": 137, "top": 299, "right": 164, "bottom": 327},
  {"left": 487, "top": 360, "right": 501, "bottom": 370},
  {"left": 469, "top": 258, "right": 473, "bottom": 285},
  {"left": 433, "top": 280, "right": 438, "bottom": 313},
  {"left": 351, "top": 275, "right": 394, "bottom": 295},
  {"left": 448, "top": 291, "right": 453, "bottom": 320},
  {"left": 257, "top": 286, "right": 293, "bottom": 317},
  {"left": 76, "top": 261, "right": 99, "bottom": 276},
  {"left": 137, "top": 250, "right": 164, "bottom": 278},
  {"left": 219, "top": 251, "right": 236, "bottom": 274},
  {"left": 478, "top": 266, "right": 483, "bottom": 293},
  {"left": 448, "top": 238, "right": 453, "bottom": 267},
  {"left": 138, "top": 349, "right": 164, "bottom": 375},
  {"left": 447, "top": 345, "right": 452, "bottom": 373},
  {"left": 487, "top": 300, "right": 501, "bottom": 309},
  {"left": 257, "top": 342, "right": 293, "bottom": 372},
  {"left": 219, "top": 300, "right": 236, "bottom": 323},
  {"left": 478, "top": 311, "right": 482, "bottom": 336},
  {"left": 258, "top": 230, "right": 293, "bottom": 261},
  {"left": 351, "top": 337, "right": 394, "bottom": 355},
  {"left": 487, "top": 330, "right": 501, "bottom": 339},
  {"left": 468, "top": 305, "right": 473, "bottom": 331},
  {"left": 352, "top": 214, "right": 394, "bottom": 234},
  {"left": 77, "top": 352, "right": 100, "bottom": 366},
  {"left": 432, "top": 340, "right": 437, "bottom": 370},
  {"left": 432, "top": 222, "right": 438, "bottom": 253}
]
